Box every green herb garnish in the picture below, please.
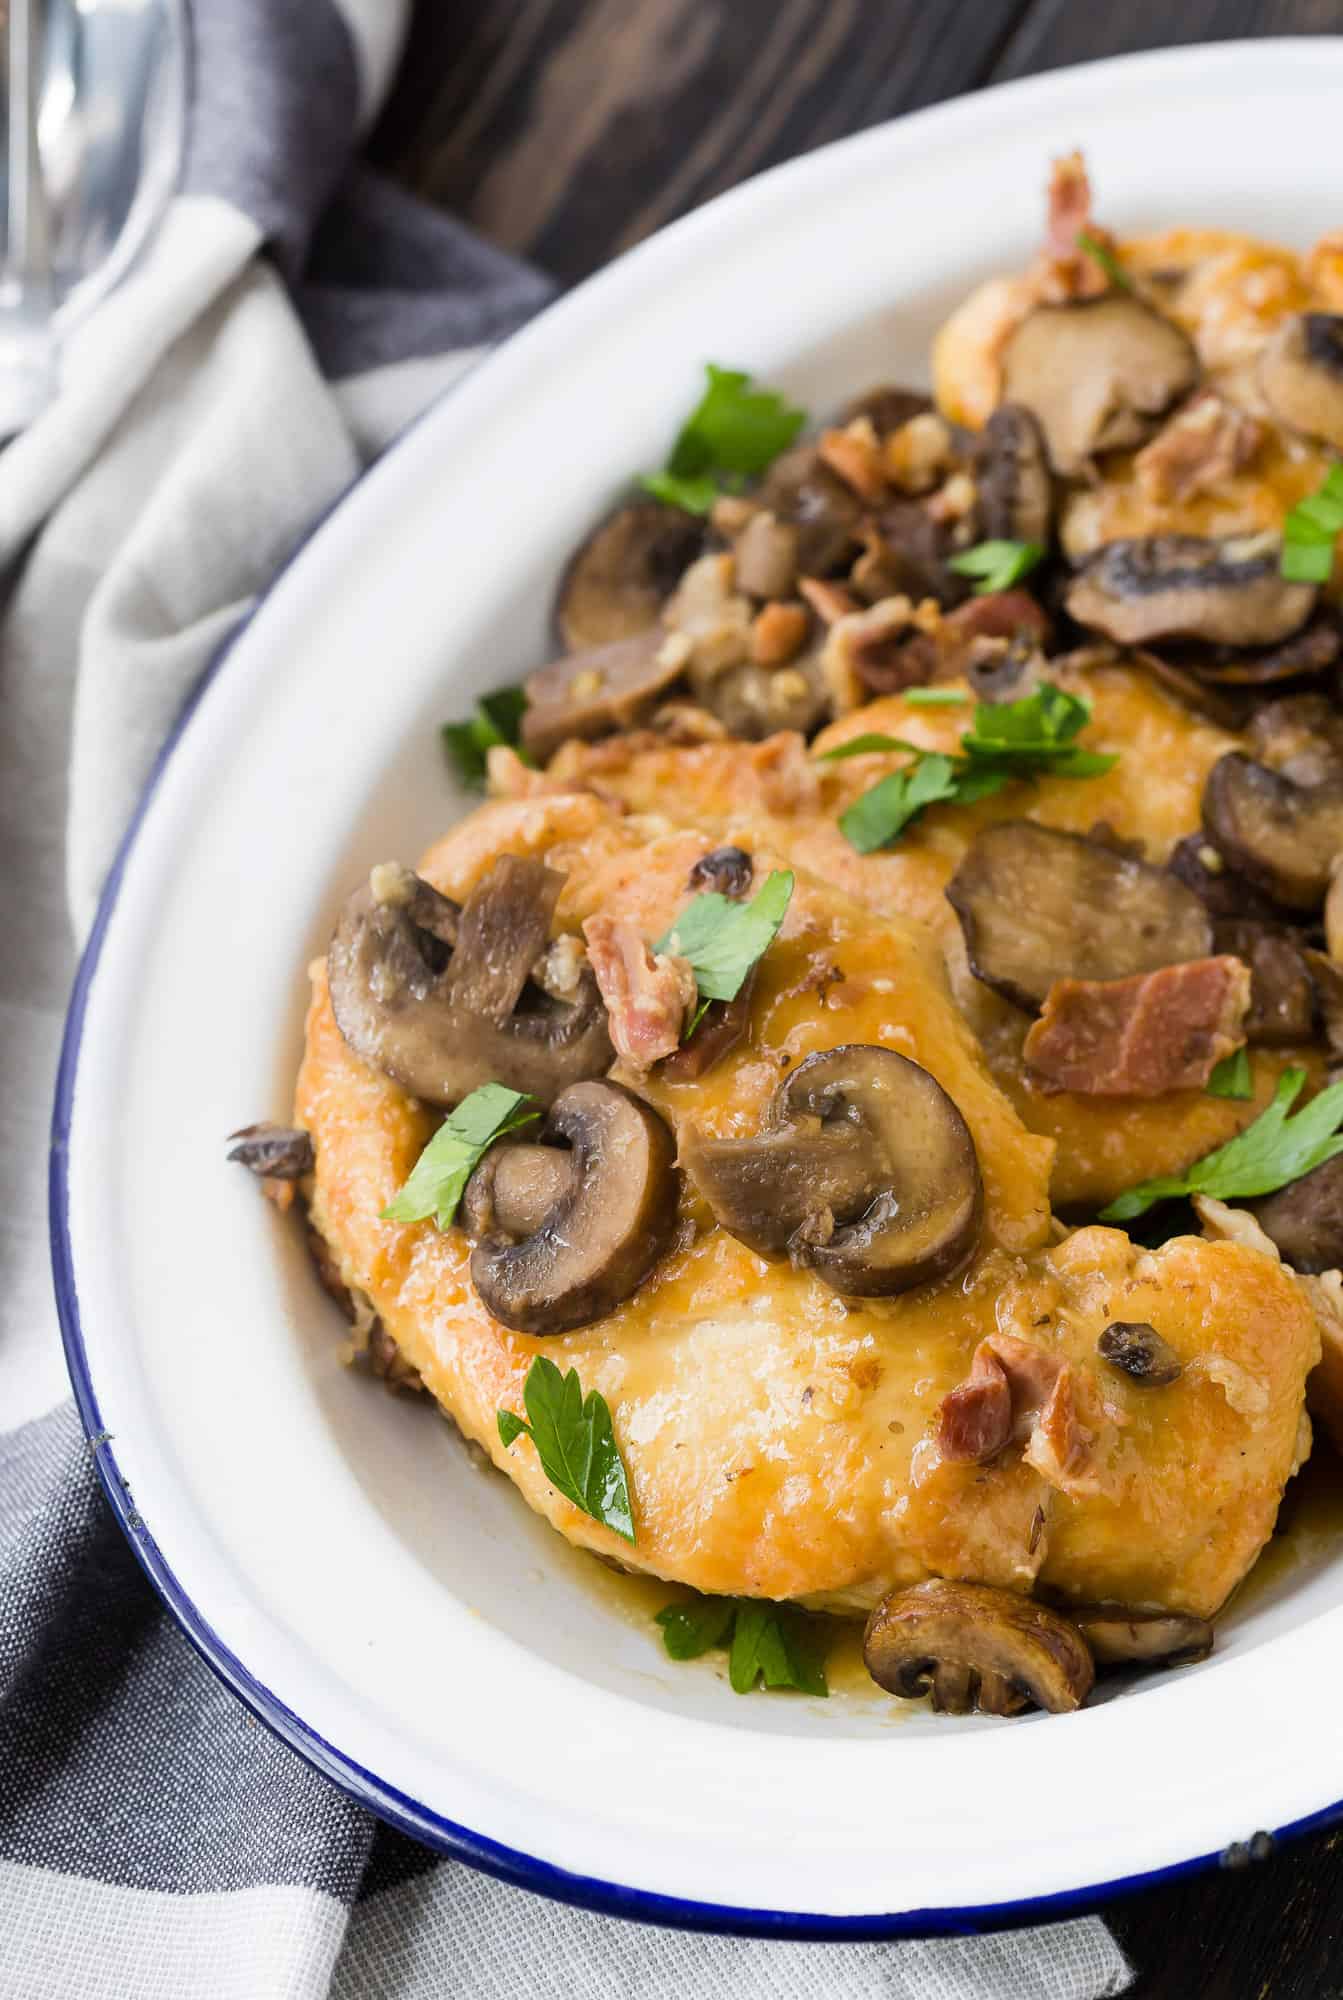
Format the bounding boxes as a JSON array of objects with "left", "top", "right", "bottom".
[
  {"left": 655, "top": 1596, "right": 828, "bottom": 1695},
  {"left": 1076, "top": 229, "right": 1132, "bottom": 291},
  {"left": 382, "top": 1083, "right": 538, "bottom": 1230},
  {"left": 443, "top": 686, "right": 531, "bottom": 788},
  {"left": 498, "top": 1355, "right": 635, "bottom": 1544},
  {"left": 657, "top": 869, "right": 794, "bottom": 1003},
  {"left": 821, "top": 682, "right": 1117, "bottom": 853},
  {"left": 947, "top": 539, "right": 1045, "bottom": 595},
  {"left": 1281, "top": 464, "right": 1343, "bottom": 584},
  {"left": 903, "top": 686, "right": 969, "bottom": 708},
  {"left": 1101, "top": 1068, "right": 1343, "bottom": 1223},
  {"left": 639, "top": 365, "right": 806, "bottom": 516},
  {"left": 1206, "top": 1048, "right": 1253, "bottom": 1102}
]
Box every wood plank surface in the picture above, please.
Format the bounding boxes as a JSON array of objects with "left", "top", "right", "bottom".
[{"left": 368, "top": 5, "right": 1343, "bottom": 1993}]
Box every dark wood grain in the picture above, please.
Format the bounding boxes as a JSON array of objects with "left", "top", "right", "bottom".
[{"left": 369, "top": 4, "right": 1343, "bottom": 1993}]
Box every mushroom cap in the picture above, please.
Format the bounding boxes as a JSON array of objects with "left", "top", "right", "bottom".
[
  {"left": 522, "top": 629, "right": 688, "bottom": 763},
  {"left": 863, "top": 1579, "right": 1095, "bottom": 1715},
  {"left": 1201, "top": 753, "right": 1343, "bottom": 910},
  {"left": 327, "top": 859, "right": 613, "bottom": 1107},
  {"left": 1001, "top": 295, "right": 1199, "bottom": 475},
  {"left": 975, "top": 401, "right": 1054, "bottom": 547},
  {"left": 555, "top": 499, "right": 704, "bottom": 652},
  {"left": 1065, "top": 534, "right": 1316, "bottom": 650},
  {"left": 1249, "top": 1154, "right": 1343, "bottom": 1274},
  {"left": 945, "top": 821, "right": 1213, "bottom": 1012},
  {"left": 757, "top": 441, "right": 864, "bottom": 575},
  {"left": 682, "top": 1044, "right": 983, "bottom": 1298},
  {"left": 1070, "top": 1604, "right": 1213, "bottom": 1669},
  {"left": 466, "top": 1080, "right": 677, "bottom": 1334},
  {"left": 1258, "top": 312, "right": 1343, "bottom": 450}
]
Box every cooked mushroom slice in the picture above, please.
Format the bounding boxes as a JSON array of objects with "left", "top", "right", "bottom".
[
  {"left": 1202, "top": 753, "right": 1343, "bottom": 910},
  {"left": 1185, "top": 619, "right": 1340, "bottom": 688},
  {"left": 555, "top": 499, "right": 704, "bottom": 651},
  {"left": 965, "top": 634, "right": 1045, "bottom": 705},
  {"left": 1001, "top": 295, "right": 1198, "bottom": 475},
  {"left": 691, "top": 652, "right": 829, "bottom": 740},
  {"left": 863, "top": 1580, "right": 1094, "bottom": 1716},
  {"left": 1258, "top": 313, "right": 1343, "bottom": 449},
  {"left": 687, "top": 844, "right": 754, "bottom": 898},
  {"left": 975, "top": 403, "right": 1053, "bottom": 546},
  {"left": 1212, "top": 919, "right": 1314, "bottom": 1044},
  {"left": 1070, "top": 1605, "right": 1212, "bottom": 1669},
  {"left": 522, "top": 629, "right": 688, "bottom": 763},
  {"left": 682, "top": 1045, "right": 983, "bottom": 1297},
  {"left": 658, "top": 974, "right": 755, "bottom": 1082},
  {"left": 328, "top": 858, "right": 613, "bottom": 1107},
  {"left": 757, "top": 442, "right": 864, "bottom": 575},
  {"left": 1097, "top": 1321, "right": 1182, "bottom": 1386},
  {"left": 946, "top": 822, "right": 1213, "bottom": 1012},
  {"left": 465, "top": 1081, "right": 676, "bottom": 1334},
  {"left": 1130, "top": 649, "right": 1251, "bottom": 732},
  {"left": 1066, "top": 534, "right": 1316, "bottom": 649},
  {"left": 1165, "top": 833, "right": 1281, "bottom": 923},
  {"left": 1246, "top": 692, "right": 1343, "bottom": 789},
  {"left": 227, "top": 1123, "right": 314, "bottom": 1179},
  {"left": 839, "top": 383, "right": 932, "bottom": 434},
  {"left": 1249, "top": 1156, "right": 1343, "bottom": 1274}
]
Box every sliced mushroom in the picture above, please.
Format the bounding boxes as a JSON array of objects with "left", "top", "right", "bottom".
[
  {"left": 964, "top": 633, "right": 1046, "bottom": 705},
  {"left": 839, "top": 384, "right": 932, "bottom": 434},
  {"left": 975, "top": 403, "right": 1053, "bottom": 546},
  {"left": 1129, "top": 648, "right": 1252, "bottom": 732},
  {"left": 555, "top": 500, "right": 704, "bottom": 651},
  {"left": 945, "top": 822, "right": 1213, "bottom": 1012},
  {"left": 1097, "top": 1321, "right": 1182, "bottom": 1386},
  {"left": 1184, "top": 618, "right": 1340, "bottom": 688},
  {"left": 328, "top": 859, "right": 613, "bottom": 1107},
  {"left": 1165, "top": 833, "right": 1282, "bottom": 924},
  {"left": 681, "top": 1045, "right": 983, "bottom": 1297},
  {"left": 1246, "top": 691, "right": 1343, "bottom": 789},
  {"left": 1066, "top": 534, "right": 1316, "bottom": 649},
  {"left": 863, "top": 1580, "right": 1094, "bottom": 1716},
  {"left": 1001, "top": 295, "right": 1198, "bottom": 475},
  {"left": 464, "top": 1080, "right": 676, "bottom": 1334},
  {"left": 1212, "top": 919, "right": 1315, "bottom": 1044},
  {"left": 1202, "top": 753, "right": 1343, "bottom": 910},
  {"left": 1258, "top": 313, "right": 1343, "bottom": 449},
  {"left": 227, "top": 1123, "right": 314, "bottom": 1179},
  {"left": 690, "top": 651, "right": 830, "bottom": 740},
  {"left": 522, "top": 630, "right": 688, "bottom": 763},
  {"left": 1069, "top": 1605, "right": 1212, "bottom": 1669},
  {"left": 758, "top": 442, "right": 864, "bottom": 575},
  {"left": 687, "top": 844, "right": 754, "bottom": 898},
  {"left": 864, "top": 497, "right": 967, "bottom": 606},
  {"left": 1249, "top": 1155, "right": 1343, "bottom": 1274}
]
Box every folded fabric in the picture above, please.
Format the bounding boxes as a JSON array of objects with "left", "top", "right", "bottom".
[{"left": 0, "top": 1, "right": 1133, "bottom": 1993}]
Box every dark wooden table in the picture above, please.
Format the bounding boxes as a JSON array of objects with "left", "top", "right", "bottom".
[{"left": 369, "top": 4, "right": 1343, "bottom": 1992}]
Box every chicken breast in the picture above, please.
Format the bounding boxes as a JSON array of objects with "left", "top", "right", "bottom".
[
  {"left": 297, "top": 794, "right": 1318, "bottom": 1617},
  {"left": 542, "top": 661, "right": 1316, "bottom": 1207}
]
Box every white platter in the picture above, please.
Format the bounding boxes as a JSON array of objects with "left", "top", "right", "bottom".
[{"left": 51, "top": 39, "right": 1343, "bottom": 1935}]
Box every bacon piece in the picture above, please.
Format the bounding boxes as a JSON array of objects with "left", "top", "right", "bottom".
[
  {"left": 1023, "top": 956, "right": 1252, "bottom": 1097},
  {"left": 1039, "top": 150, "right": 1112, "bottom": 300},
  {"left": 1135, "top": 390, "right": 1264, "bottom": 504},
  {"left": 943, "top": 590, "right": 1051, "bottom": 648},
  {"left": 938, "top": 1334, "right": 1101, "bottom": 1493},
  {"left": 581, "top": 914, "right": 696, "bottom": 1069}
]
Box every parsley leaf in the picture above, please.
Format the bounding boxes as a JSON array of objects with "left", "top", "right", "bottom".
[
  {"left": 1281, "top": 464, "right": 1343, "bottom": 583},
  {"left": 498, "top": 1355, "right": 635, "bottom": 1543},
  {"left": 1206, "top": 1048, "right": 1253, "bottom": 1102},
  {"left": 443, "top": 685, "right": 532, "bottom": 788},
  {"left": 639, "top": 365, "right": 806, "bottom": 516},
  {"left": 1101, "top": 1068, "right": 1343, "bottom": 1223},
  {"left": 382, "top": 1083, "right": 538, "bottom": 1229},
  {"left": 657, "top": 869, "right": 793, "bottom": 1003},
  {"left": 904, "top": 686, "right": 968, "bottom": 708},
  {"left": 947, "top": 539, "right": 1045, "bottom": 595},
  {"left": 1075, "top": 229, "right": 1132, "bottom": 291},
  {"left": 821, "top": 682, "right": 1115, "bottom": 853},
  {"left": 654, "top": 1596, "right": 828, "bottom": 1695}
]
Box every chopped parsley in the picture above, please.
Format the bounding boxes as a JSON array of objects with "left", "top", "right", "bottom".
[
  {"left": 382, "top": 1083, "right": 538, "bottom": 1230},
  {"left": 820, "top": 681, "right": 1117, "bottom": 853},
  {"left": 657, "top": 868, "right": 794, "bottom": 1004},
  {"left": 1075, "top": 229, "right": 1132, "bottom": 291},
  {"left": 655, "top": 1596, "right": 828, "bottom": 1696},
  {"left": 903, "top": 686, "right": 969, "bottom": 708},
  {"left": 640, "top": 365, "right": 806, "bottom": 516},
  {"left": 1206, "top": 1048, "right": 1253, "bottom": 1102},
  {"left": 1281, "top": 463, "right": 1343, "bottom": 584},
  {"left": 443, "top": 686, "right": 531, "bottom": 788},
  {"left": 498, "top": 1355, "right": 635, "bottom": 1544},
  {"left": 1101, "top": 1068, "right": 1343, "bottom": 1223},
  {"left": 947, "top": 539, "right": 1046, "bottom": 595}
]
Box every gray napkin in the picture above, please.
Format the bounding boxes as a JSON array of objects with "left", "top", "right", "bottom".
[{"left": 0, "top": 2, "right": 1134, "bottom": 1993}]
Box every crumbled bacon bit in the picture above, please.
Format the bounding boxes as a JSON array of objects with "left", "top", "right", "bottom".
[
  {"left": 581, "top": 914, "right": 696, "bottom": 1069},
  {"left": 1023, "top": 956, "right": 1252, "bottom": 1097},
  {"left": 925, "top": 471, "right": 978, "bottom": 525},
  {"left": 938, "top": 1333, "right": 1101, "bottom": 1494},
  {"left": 822, "top": 595, "right": 932, "bottom": 702},
  {"left": 817, "top": 417, "right": 887, "bottom": 502},
  {"left": 749, "top": 731, "right": 820, "bottom": 815},
  {"left": 798, "top": 576, "right": 861, "bottom": 626},
  {"left": 1039, "top": 150, "right": 1112, "bottom": 300},
  {"left": 750, "top": 600, "right": 809, "bottom": 666},
  {"left": 1134, "top": 390, "right": 1264, "bottom": 503},
  {"left": 884, "top": 411, "right": 955, "bottom": 495},
  {"left": 943, "top": 590, "right": 1050, "bottom": 648}
]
